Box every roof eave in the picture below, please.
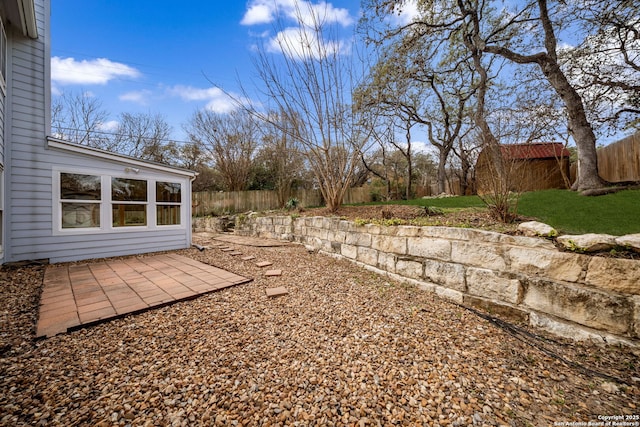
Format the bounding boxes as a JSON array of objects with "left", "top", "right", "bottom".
[
  {"left": 17, "top": 0, "right": 38, "bottom": 39},
  {"left": 47, "top": 137, "right": 198, "bottom": 178}
]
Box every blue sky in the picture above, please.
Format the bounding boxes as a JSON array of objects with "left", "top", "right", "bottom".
[{"left": 51, "top": 0, "right": 376, "bottom": 142}]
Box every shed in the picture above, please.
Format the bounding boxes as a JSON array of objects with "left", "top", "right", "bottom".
[{"left": 476, "top": 143, "right": 571, "bottom": 194}]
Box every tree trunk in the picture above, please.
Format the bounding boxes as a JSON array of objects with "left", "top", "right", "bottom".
[
  {"left": 539, "top": 60, "right": 605, "bottom": 190},
  {"left": 437, "top": 148, "right": 448, "bottom": 194}
]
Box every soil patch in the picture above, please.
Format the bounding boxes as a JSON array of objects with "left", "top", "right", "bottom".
[{"left": 296, "top": 204, "right": 520, "bottom": 233}]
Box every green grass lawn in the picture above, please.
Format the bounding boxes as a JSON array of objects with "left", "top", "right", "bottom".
[
  {"left": 380, "top": 189, "right": 640, "bottom": 235},
  {"left": 517, "top": 189, "right": 640, "bottom": 235}
]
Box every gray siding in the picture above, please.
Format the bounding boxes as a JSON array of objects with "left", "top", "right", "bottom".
[
  {"left": 0, "top": 83, "right": 5, "bottom": 167},
  {"left": 3, "top": 0, "right": 194, "bottom": 264}
]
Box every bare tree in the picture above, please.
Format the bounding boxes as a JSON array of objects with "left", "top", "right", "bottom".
[
  {"left": 175, "top": 141, "right": 218, "bottom": 192},
  {"left": 361, "top": 123, "right": 395, "bottom": 200},
  {"left": 257, "top": 110, "right": 306, "bottom": 207},
  {"left": 51, "top": 90, "right": 110, "bottom": 147},
  {"left": 110, "top": 112, "right": 177, "bottom": 164},
  {"left": 52, "top": 92, "right": 180, "bottom": 165},
  {"left": 236, "top": 2, "right": 375, "bottom": 211},
  {"left": 185, "top": 109, "right": 258, "bottom": 192},
  {"left": 449, "top": 133, "right": 481, "bottom": 195}
]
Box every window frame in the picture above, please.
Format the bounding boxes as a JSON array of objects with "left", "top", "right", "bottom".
[
  {"left": 111, "top": 177, "right": 148, "bottom": 228},
  {"left": 155, "top": 181, "right": 182, "bottom": 226},
  {"left": 53, "top": 169, "right": 186, "bottom": 235},
  {"left": 58, "top": 172, "right": 104, "bottom": 232}
]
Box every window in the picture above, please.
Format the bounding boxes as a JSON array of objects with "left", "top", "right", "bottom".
[
  {"left": 55, "top": 171, "right": 185, "bottom": 232},
  {"left": 60, "top": 173, "right": 101, "bottom": 229},
  {"left": 156, "top": 182, "right": 181, "bottom": 226},
  {"left": 112, "top": 178, "right": 147, "bottom": 227}
]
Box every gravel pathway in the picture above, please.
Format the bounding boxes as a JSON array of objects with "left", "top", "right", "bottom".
[{"left": 1, "top": 238, "right": 639, "bottom": 426}]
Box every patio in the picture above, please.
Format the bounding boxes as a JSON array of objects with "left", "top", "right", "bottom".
[{"left": 35, "top": 253, "right": 251, "bottom": 338}]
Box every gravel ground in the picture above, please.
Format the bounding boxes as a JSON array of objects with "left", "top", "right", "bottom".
[{"left": 1, "top": 237, "right": 639, "bottom": 426}]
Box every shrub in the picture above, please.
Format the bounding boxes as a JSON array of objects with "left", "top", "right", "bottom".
[{"left": 286, "top": 198, "right": 300, "bottom": 210}]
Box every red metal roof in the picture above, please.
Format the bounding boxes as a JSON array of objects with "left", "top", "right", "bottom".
[{"left": 500, "top": 143, "right": 571, "bottom": 160}]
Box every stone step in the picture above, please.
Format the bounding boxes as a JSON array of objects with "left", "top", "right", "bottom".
[
  {"left": 265, "top": 269, "right": 282, "bottom": 277},
  {"left": 266, "top": 287, "right": 288, "bottom": 297}
]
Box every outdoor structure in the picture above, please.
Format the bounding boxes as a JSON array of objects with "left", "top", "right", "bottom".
[
  {"left": 476, "top": 143, "right": 571, "bottom": 194},
  {"left": 0, "top": 0, "right": 196, "bottom": 264},
  {"left": 595, "top": 131, "right": 640, "bottom": 183}
]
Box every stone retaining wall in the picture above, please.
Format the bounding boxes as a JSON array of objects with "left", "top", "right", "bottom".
[
  {"left": 193, "top": 216, "right": 235, "bottom": 233},
  {"left": 234, "top": 215, "right": 640, "bottom": 346}
]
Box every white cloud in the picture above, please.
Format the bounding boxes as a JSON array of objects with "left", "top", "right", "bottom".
[
  {"left": 388, "top": 0, "right": 419, "bottom": 26},
  {"left": 241, "top": 0, "right": 353, "bottom": 27},
  {"left": 242, "top": 1, "right": 354, "bottom": 60},
  {"left": 119, "top": 90, "right": 153, "bottom": 105},
  {"left": 167, "top": 85, "right": 238, "bottom": 113},
  {"left": 98, "top": 120, "right": 120, "bottom": 132},
  {"left": 51, "top": 56, "right": 141, "bottom": 85},
  {"left": 241, "top": 3, "right": 275, "bottom": 25},
  {"left": 411, "top": 139, "right": 437, "bottom": 155},
  {"left": 268, "top": 26, "right": 347, "bottom": 59}
]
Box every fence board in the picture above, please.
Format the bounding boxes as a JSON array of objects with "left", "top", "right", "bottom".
[
  {"left": 192, "top": 187, "right": 370, "bottom": 216},
  {"left": 597, "top": 133, "right": 640, "bottom": 182}
]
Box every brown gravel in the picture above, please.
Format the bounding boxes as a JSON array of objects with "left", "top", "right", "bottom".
[{"left": 1, "top": 237, "right": 639, "bottom": 426}]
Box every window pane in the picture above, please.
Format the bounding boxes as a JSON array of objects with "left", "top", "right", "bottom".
[
  {"left": 112, "top": 204, "right": 147, "bottom": 227},
  {"left": 156, "top": 182, "right": 181, "bottom": 203},
  {"left": 112, "top": 178, "right": 147, "bottom": 201},
  {"left": 61, "top": 173, "right": 101, "bottom": 200},
  {"left": 157, "top": 205, "right": 181, "bottom": 225},
  {"left": 62, "top": 203, "right": 100, "bottom": 228}
]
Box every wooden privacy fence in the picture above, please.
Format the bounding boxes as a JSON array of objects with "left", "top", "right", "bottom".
[
  {"left": 597, "top": 132, "right": 640, "bottom": 182},
  {"left": 192, "top": 187, "right": 371, "bottom": 216}
]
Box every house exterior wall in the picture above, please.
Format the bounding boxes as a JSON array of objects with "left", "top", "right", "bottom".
[
  {"left": 22, "top": 143, "right": 195, "bottom": 263},
  {"left": 2, "top": 0, "right": 195, "bottom": 264},
  {"left": 3, "top": 0, "right": 49, "bottom": 263},
  {"left": 0, "top": 75, "right": 5, "bottom": 167},
  {"left": 0, "top": 15, "right": 6, "bottom": 167}
]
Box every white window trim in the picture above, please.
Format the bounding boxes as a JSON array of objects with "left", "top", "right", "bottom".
[
  {"left": 111, "top": 176, "right": 149, "bottom": 229},
  {"left": 52, "top": 168, "right": 186, "bottom": 236}
]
